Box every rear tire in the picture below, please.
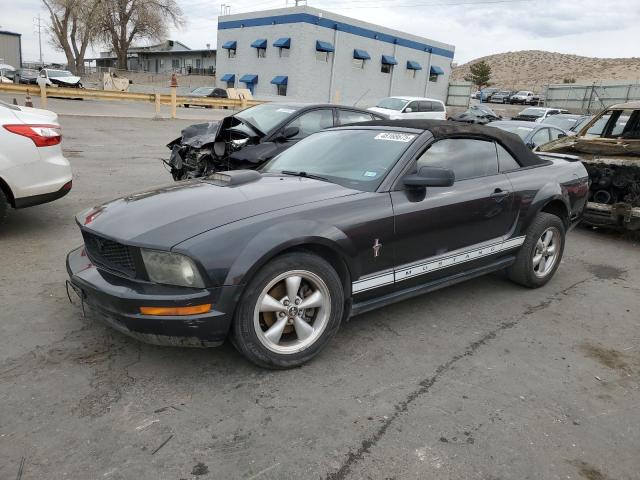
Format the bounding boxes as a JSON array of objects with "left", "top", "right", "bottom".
[
  {"left": 0, "top": 189, "right": 9, "bottom": 226},
  {"left": 231, "top": 252, "right": 344, "bottom": 369},
  {"left": 507, "top": 212, "right": 566, "bottom": 288}
]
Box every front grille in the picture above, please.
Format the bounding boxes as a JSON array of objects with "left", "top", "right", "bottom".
[{"left": 82, "top": 231, "right": 137, "bottom": 277}]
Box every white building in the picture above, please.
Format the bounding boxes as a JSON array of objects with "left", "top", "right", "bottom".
[{"left": 215, "top": 6, "right": 455, "bottom": 106}]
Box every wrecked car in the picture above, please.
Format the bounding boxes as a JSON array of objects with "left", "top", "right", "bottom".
[
  {"left": 449, "top": 104, "right": 501, "bottom": 125},
  {"left": 165, "top": 103, "right": 382, "bottom": 180},
  {"left": 39, "top": 68, "right": 83, "bottom": 88},
  {"left": 538, "top": 101, "right": 640, "bottom": 230}
]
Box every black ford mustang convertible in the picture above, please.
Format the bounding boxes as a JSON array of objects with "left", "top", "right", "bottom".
[{"left": 67, "top": 120, "right": 589, "bottom": 368}]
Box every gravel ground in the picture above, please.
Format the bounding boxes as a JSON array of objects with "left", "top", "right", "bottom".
[{"left": 0, "top": 112, "right": 639, "bottom": 480}]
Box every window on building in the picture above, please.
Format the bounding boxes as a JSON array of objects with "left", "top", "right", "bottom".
[
  {"left": 228, "top": 49, "right": 236, "bottom": 58},
  {"left": 429, "top": 72, "right": 438, "bottom": 82},
  {"left": 280, "top": 48, "right": 290, "bottom": 58},
  {"left": 352, "top": 58, "right": 365, "bottom": 69},
  {"left": 274, "top": 38, "right": 291, "bottom": 57},
  {"left": 257, "top": 47, "right": 266, "bottom": 58},
  {"left": 277, "top": 84, "right": 287, "bottom": 96},
  {"left": 429, "top": 65, "right": 444, "bottom": 82},
  {"left": 171, "top": 59, "right": 180, "bottom": 70},
  {"left": 315, "top": 41, "right": 334, "bottom": 62},
  {"left": 381, "top": 63, "right": 393, "bottom": 74},
  {"left": 406, "top": 69, "right": 417, "bottom": 79},
  {"left": 195, "top": 59, "right": 201, "bottom": 69}
]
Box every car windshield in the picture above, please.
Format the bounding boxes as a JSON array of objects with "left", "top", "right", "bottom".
[
  {"left": 492, "top": 124, "right": 533, "bottom": 140},
  {"left": 47, "top": 70, "right": 74, "bottom": 78},
  {"left": 543, "top": 115, "right": 580, "bottom": 130},
  {"left": 520, "top": 108, "right": 545, "bottom": 117},
  {"left": 376, "top": 98, "right": 410, "bottom": 111},
  {"left": 192, "top": 87, "right": 214, "bottom": 95},
  {"left": 573, "top": 116, "right": 592, "bottom": 132},
  {"left": 234, "top": 104, "right": 302, "bottom": 135},
  {"left": 262, "top": 129, "right": 417, "bottom": 192}
]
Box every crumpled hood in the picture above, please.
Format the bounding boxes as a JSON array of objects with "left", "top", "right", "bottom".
[
  {"left": 78, "top": 175, "right": 361, "bottom": 248},
  {"left": 50, "top": 76, "right": 81, "bottom": 85}
]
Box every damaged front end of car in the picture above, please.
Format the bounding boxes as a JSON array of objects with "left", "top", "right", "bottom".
[{"left": 165, "top": 116, "right": 263, "bottom": 180}]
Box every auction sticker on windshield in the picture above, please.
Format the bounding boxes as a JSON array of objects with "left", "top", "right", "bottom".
[{"left": 374, "top": 132, "right": 416, "bottom": 142}]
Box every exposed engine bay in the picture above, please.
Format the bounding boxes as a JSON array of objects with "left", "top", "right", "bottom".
[
  {"left": 165, "top": 117, "right": 262, "bottom": 180},
  {"left": 585, "top": 162, "right": 640, "bottom": 207}
]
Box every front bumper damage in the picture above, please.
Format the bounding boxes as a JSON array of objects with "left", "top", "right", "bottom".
[
  {"left": 583, "top": 202, "right": 640, "bottom": 230},
  {"left": 66, "top": 246, "right": 241, "bottom": 347}
]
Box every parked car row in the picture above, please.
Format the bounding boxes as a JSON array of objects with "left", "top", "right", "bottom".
[{"left": 472, "top": 89, "right": 542, "bottom": 105}]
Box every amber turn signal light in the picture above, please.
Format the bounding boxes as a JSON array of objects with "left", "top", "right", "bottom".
[{"left": 139, "top": 304, "right": 212, "bottom": 316}]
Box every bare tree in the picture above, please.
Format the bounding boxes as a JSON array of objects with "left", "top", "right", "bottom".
[
  {"left": 43, "top": 0, "right": 101, "bottom": 74},
  {"left": 99, "top": 0, "right": 184, "bottom": 70}
]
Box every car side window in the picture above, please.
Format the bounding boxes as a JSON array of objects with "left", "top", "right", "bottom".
[
  {"left": 416, "top": 138, "right": 498, "bottom": 181},
  {"left": 549, "top": 128, "right": 564, "bottom": 141},
  {"left": 495, "top": 143, "right": 520, "bottom": 171},
  {"left": 531, "top": 128, "right": 550, "bottom": 147},
  {"left": 286, "top": 109, "right": 335, "bottom": 139},
  {"left": 337, "top": 109, "right": 373, "bottom": 125},
  {"left": 417, "top": 101, "right": 431, "bottom": 112},
  {"left": 405, "top": 101, "right": 419, "bottom": 113},
  {"left": 431, "top": 101, "right": 445, "bottom": 112}
]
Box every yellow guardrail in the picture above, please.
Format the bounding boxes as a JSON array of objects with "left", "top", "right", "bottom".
[{"left": 0, "top": 83, "right": 264, "bottom": 117}]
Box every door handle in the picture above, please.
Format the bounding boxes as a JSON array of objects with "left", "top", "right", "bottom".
[{"left": 490, "top": 188, "right": 510, "bottom": 201}]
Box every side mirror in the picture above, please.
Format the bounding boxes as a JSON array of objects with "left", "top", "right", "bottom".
[
  {"left": 557, "top": 133, "right": 567, "bottom": 138},
  {"left": 526, "top": 142, "right": 535, "bottom": 149},
  {"left": 279, "top": 126, "right": 299, "bottom": 140},
  {"left": 404, "top": 107, "right": 413, "bottom": 113},
  {"left": 403, "top": 166, "right": 455, "bottom": 188}
]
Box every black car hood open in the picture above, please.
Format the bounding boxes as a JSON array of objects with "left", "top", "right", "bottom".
[{"left": 78, "top": 175, "right": 362, "bottom": 248}]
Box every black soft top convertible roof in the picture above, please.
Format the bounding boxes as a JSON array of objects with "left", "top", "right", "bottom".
[{"left": 344, "top": 119, "right": 546, "bottom": 167}]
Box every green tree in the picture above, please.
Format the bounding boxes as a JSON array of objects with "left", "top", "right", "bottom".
[{"left": 464, "top": 60, "right": 492, "bottom": 89}]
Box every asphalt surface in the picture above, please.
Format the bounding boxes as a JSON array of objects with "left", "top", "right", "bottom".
[{"left": 1, "top": 113, "right": 639, "bottom": 480}]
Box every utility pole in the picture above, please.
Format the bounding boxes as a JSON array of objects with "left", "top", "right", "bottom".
[{"left": 34, "top": 14, "right": 43, "bottom": 66}]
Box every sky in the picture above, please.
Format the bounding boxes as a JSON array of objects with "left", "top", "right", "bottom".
[{"left": 3, "top": 0, "right": 639, "bottom": 66}]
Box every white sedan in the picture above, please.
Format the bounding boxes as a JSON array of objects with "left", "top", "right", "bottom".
[
  {"left": 368, "top": 96, "right": 447, "bottom": 120},
  {"left": 0, "top": 99, "right": 72, "bottom": 225}
]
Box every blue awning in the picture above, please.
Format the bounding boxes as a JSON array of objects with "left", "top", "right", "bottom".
[
  {"left": 251, "top": 39, "right": 267, "bottom": 49},
  {"left": 353, "top": 49, "right": 371, "bottom": 60},
  {"left": 430, "top": 65, "right": 445, "bottom": 75},
  {"left": 220, "top": 73, "right": 235, "bottom": 82},
  {"left": 221, "top": 40, "right": 237, "bottom": 50},
  {"left": 273, "top": 37, "right": 291, "bottom": 48},
  {"left": 239, "top": 74, "right": 258, "bottom": 84},
  {"left": 381, "top": 55, "right": 398, "bottom": 65},
  {"left": 407, "top": 60, "right": 422, "bottom": 70},
  {"left": 315, "top": 40, "right": 335, "bottom": 52},
  {"left": 270, "top": 76, "right": 288, "bottom": 85}
]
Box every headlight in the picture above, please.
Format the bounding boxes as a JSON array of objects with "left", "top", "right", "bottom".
[{"left": 140, "top": 249, "right": 205, "bottom": 288}]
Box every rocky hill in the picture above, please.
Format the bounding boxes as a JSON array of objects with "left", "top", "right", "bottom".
[{"left": 451, "top": 50, "right": 640, "bottom": 91}]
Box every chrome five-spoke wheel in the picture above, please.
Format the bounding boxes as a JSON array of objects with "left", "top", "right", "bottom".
[
  {"left": 254, "top": 270, "right": 331, "bottom": 354},
  {"left": 532, "top": 227, "right": 560, "bottom": 278}
]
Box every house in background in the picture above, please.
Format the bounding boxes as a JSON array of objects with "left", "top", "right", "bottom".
[{"left": 90, "top": 40, "right": 216, "bottom": 75}]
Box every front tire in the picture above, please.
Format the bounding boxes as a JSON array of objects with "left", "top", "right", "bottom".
[
  {"left": 507, "top": 212, "right": 566, "bottom": 288},
  {"left": 231, "top": 252, "right": 344, "bottom": 369}
]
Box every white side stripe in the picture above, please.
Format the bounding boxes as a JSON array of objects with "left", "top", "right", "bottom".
[{"left": 352, "top": 236, "right": 526, "bottom": 293}]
